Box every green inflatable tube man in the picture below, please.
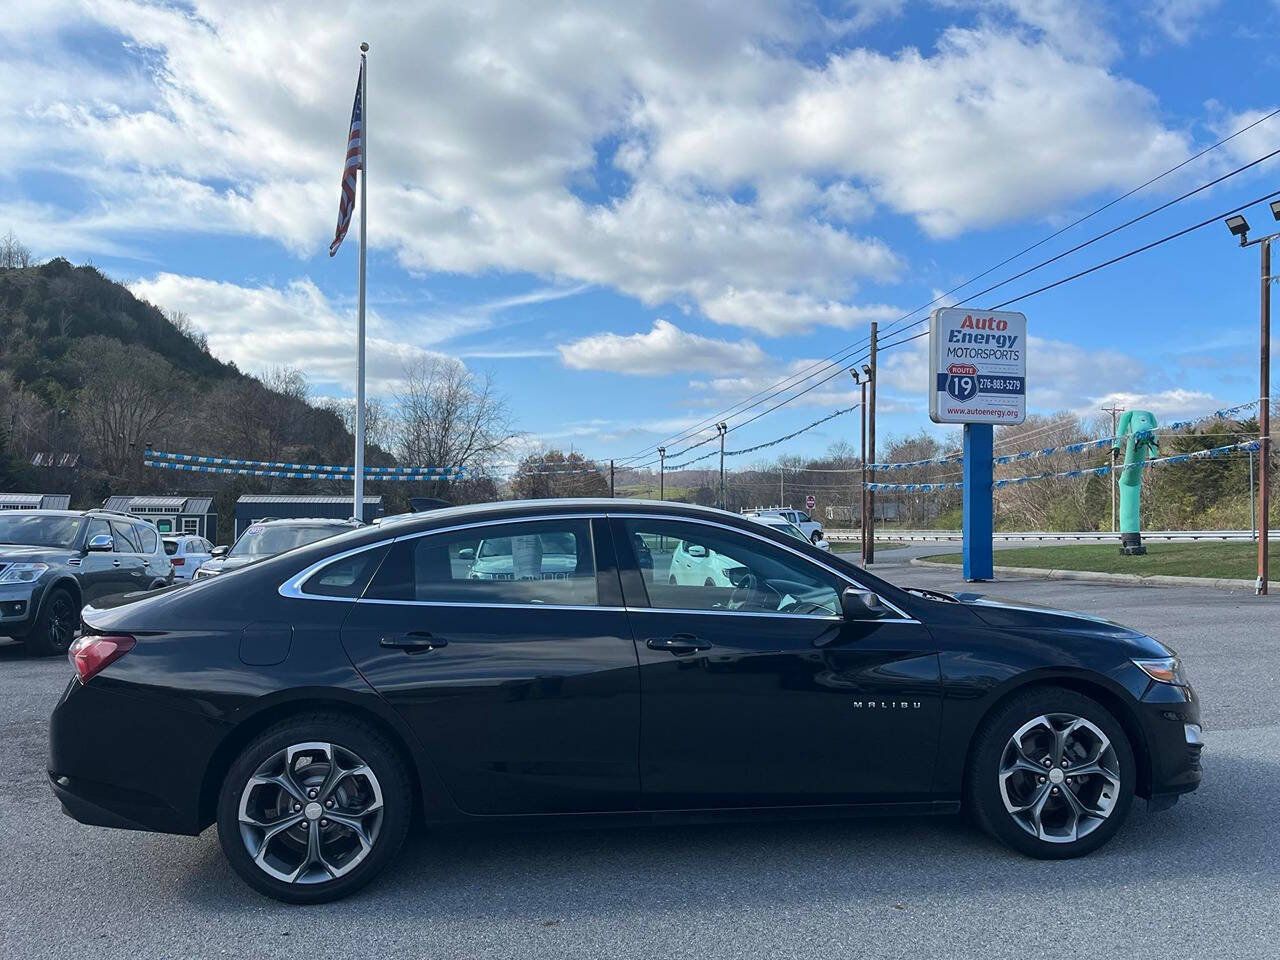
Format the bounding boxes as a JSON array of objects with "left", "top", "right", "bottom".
[{"left": 1111, "top": 409, "right": 1158, "bottom": 555}]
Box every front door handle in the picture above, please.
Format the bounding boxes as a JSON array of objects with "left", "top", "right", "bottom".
[
  {"left": 379, "top": 632, "right": 447, "bottom": 653},
  {"left": 646, "top": 634, "right": 712, "bottom": 654},
  {"left": 112, "top": 559, "right": 121, "bottom": 567}
]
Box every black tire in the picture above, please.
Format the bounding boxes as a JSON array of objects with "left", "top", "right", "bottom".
[
  {"left": 23, "top": 586, "right": 77, "bottom": 657},
  {"left": 966, "top": 687, "right": 1134, "bottom": 859},
  {"left": 216, "top": 713, "right": 412, "bottom": 904}
]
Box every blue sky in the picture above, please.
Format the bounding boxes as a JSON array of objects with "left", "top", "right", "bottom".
[{"left": 3, "top": 0, "right": 1278, "bottom": 467}]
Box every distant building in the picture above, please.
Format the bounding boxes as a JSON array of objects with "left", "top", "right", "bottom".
[
  {"left": 0, "top": 492, "right": 72, "bottom": 511},
  {"left": 103, "top": 495, "right": 218, "bottom": 541},
  {"left": 234, "top": 494, "right": 383, "bottom": 537}
]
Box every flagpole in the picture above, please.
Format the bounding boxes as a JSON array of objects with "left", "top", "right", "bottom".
[{"left": 354, "top": 42, "right": 368, "bottom": 522}]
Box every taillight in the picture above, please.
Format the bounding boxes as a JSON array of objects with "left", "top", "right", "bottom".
[
  {"left": 69, "top": 634, "right": 136, "bottom": 684},
  {"left": 171, "top": 557, "right": 185, "bottom": 566}
]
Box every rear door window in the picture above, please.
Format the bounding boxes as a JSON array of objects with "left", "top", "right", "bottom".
[
  {"left": 135, "top": 523, "right": 159, "bottom": 554},
  {"left": 110, "top": 520, "right": 142, "bottom": 553},
  {"left": 365, "top": 520, "right": 598, "bottom": 606}
]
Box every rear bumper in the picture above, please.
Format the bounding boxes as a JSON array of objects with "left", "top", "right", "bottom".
[{"left": 48, "top": 677, "right": 226, "bottom": 836}]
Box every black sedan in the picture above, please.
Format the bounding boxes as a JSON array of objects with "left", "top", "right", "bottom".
[{"left": 48, "top": 499, "right": 1202, "bottom": 903}]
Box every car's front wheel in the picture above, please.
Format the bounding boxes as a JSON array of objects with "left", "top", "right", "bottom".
[
  {"left": 22, "top": 586, "right": 77, "bottom": 657},
  {"left": 216, "top": 714, "right": 411, "bottom": 903},
  {"left": 966, "top": 687, "right": 1134, "bottom": 859}
]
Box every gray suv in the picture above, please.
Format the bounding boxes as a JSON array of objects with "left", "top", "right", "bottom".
[{"left": 0, "top": 509, "right": 174, "bottom": 656}]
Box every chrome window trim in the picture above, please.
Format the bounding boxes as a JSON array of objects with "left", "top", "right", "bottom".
[{"left": 278, "top": 509, "right": 919, "bottom": 623}]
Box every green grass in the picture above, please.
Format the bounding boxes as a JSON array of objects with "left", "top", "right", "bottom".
[{"left": 926, "top": 541, "right": 1274, "bottom": 581}]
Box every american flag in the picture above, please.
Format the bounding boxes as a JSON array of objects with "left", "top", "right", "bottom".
[{"left": 329, "top": 61, "right": 364, "bottom": 257}]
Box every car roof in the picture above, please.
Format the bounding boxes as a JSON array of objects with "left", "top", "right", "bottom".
[{"left": 248, "top": 517, "right": 363, "bottom": 527}]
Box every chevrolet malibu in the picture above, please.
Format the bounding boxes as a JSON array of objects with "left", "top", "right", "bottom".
[{"left": 48, "top": 499, "right": 1202, "bottom": 903}]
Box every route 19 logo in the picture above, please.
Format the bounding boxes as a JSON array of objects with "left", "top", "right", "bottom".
[{"left": 944, "top": 362, "right": 979, "bottom": 403}]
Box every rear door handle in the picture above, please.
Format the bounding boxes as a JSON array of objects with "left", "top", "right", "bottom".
[
  {"left": 379, "top": 632, "right": 447, "bottom": 653},
  {"left": 646, "top": 634, "right": 712, "bottom": 654},
  {"left": 112, "top": 560, "right": 121, "bottom": 567}
]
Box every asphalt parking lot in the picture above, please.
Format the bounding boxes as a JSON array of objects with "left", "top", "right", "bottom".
[{"left": 2, "top": 548, "right": 1277, "bottom": 959}]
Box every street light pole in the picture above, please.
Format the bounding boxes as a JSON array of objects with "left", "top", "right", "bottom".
[
  {"left": 1259, "top": 237, "right": 1271, "bottom": 595},
  {"left": 1225, "top": 207, "right": 1275, "bottom": 595}
]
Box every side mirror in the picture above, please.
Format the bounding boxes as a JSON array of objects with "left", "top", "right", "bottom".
[
  {"left": 211, "top": 545, "right": 228, "bottom": 558},
  {"left": 457, "top": 547, "right": 475, "bottom": 561},
  {"left": 686, "top": 544, "right": 708, "bottom": 558},
  {"left": 841, "top": 586, "right": 886, "bottom": 619},
  {"left": 86, "top": 534, "right": 114, "bottom": 552}
]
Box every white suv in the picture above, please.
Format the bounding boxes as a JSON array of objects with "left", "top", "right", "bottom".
[
  {"left": 742, "top": 508, "right": 824, "bottom": 544},
  {"left": 163, "top": 535, "right": 214, "bottom": 581}
]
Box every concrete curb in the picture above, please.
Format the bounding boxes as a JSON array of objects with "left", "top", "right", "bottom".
[{"left": 908, "top": 556, "right": 1263, "bottom": 592}]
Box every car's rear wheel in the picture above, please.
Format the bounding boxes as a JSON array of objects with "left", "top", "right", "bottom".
[
  {"left": 216, "top": 714, "right": 411, "bottom": 903},
  {"left": 23, "top": 586, "right": 77, "bottom": 657},
  {"left": 966, "top": 687, "right": 1134, "bottom": 859}
]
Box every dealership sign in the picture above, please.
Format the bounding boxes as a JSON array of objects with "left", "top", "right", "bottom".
[{"left": 928, "top": 308, "right": 1027, "bottom": 425}]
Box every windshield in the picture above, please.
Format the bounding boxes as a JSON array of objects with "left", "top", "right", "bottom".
[
  {"left": 228, "top": 524, "right": 341, "bottom": 559},
  {"left": 0, "top": 514, "right": 82, "bottom": 548}
]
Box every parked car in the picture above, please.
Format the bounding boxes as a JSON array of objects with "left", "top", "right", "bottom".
[
  {"left": 163, "top": 535, "right": 214, "bottom": 582},
  {"left": 742, "top": 507, "right": 824, "bottom": 543},
  {"left": 193, "top": 518, "right": 362, "bottom": 580},
  {"left": 50, "top": 499, "right": 1201, "bottom": 904},
  {"left": 749, "top": 512, "right": 830, "bottom": 550},
  {"left": 0, "top": 509, "right": 173, "bottom": 656}
]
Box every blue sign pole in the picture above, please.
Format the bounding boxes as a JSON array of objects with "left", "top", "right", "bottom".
[{"left": 962, "top": 423, "right": 994, "bottom": 581}]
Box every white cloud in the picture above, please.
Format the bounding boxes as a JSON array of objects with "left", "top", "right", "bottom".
[
  {"left": 1, "top": 0, "right": 1201, "bottom": 333},
  {"left": 701, "top": 289, "right": 903, "bottom": 336},
  {"left": 1089, "top": 389, "right": 1216, "bottom": 418},
  {"left": 558, "top": 319, "right": 768, "bottom": 375},
  {"left": 128, "top": 273, "right": 449, "bottom": 395},
  {"left": 1144, "top": 0, "right": 1223, "bottom": 45}
]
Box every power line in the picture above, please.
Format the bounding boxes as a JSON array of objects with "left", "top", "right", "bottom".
[{"left": 618, "top": 110, "right": 1280, "bottom": 464}]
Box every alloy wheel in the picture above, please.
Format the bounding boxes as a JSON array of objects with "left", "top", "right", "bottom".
[
  {"left": 46, "top": 594, "right": 74, "bottom": 651},
  {"left": 998, "top": 713, "right": 1121, "bottom": 844},
  {"left": 237, "top": 741, "right": 384, "bottom": 884}
]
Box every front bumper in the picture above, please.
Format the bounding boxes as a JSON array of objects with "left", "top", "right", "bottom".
[
  {"left": 0, "top": 580, "right": 41, "bottom": 635},
  {"left": 1138, "top": 679, "right": 1203, "bottom": 807}
]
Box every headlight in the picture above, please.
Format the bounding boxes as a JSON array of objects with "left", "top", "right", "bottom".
[
  {"left": 0, "top": 562, "right": 49, "bottom": 584},
  {"left": 1133, "top": 657, "right": 1189, "bottom": 686}
]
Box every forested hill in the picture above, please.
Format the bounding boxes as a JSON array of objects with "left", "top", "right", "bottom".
[
  {"left": 0, "top": 256, "right": 362, "bottom": 518},
  {"left": 0, "top": 257, "right": 239, "bottom": 387}
]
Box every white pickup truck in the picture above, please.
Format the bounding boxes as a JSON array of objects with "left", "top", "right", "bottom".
[{"left": 741, "top": 508, "right": 825, "bottom": 544}]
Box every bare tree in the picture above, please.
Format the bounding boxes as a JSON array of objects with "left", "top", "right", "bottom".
[
  {"left": 69, "top": 337, "right": 186, "bottom": 480},
  {"left": 390, "top": 357, "right": 519, "bottom": 497},
  {"left": 0, "top": 230, "right": 32, "bottom": 269},
  {"left": 322, "top": 396, "right": 392, "bottom": 453},
  {"left": 164, "top": 308, "right": 209, "bottom": 353},
  {"left": 992, "top": 413, "right": 1106, "bottom": 530},
  {"left": 511, "top": 450, "right": 608, "bottom": 499}
]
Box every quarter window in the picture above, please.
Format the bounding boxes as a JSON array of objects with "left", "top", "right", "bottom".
[
  {"left": 301, "top": 546, "right": 388, "bottom": 599},
  {"left": 622, "top": 519, "right": 839, "bottom": 617},
  {"left": 365, "top": 520, "right": 598, "bottom": 606}
]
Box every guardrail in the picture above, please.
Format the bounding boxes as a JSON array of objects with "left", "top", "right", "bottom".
[{"left": 823, "top": 529, "right": 1276, "bottom": 543}]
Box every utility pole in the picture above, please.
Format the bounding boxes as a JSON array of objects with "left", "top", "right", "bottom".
[
  {"left": 1250, "top": 449, "right": 1257, "bottom": 541},
  {"left": 866, "top": 322, "right": 878, "bottom": 565},
  {"left": 609, "top": 459, "right": 615, "bottom": 498},
  {"left": 852, "top": 368, "right": 868, "bottom": 562},
  {"left": 780, "top": 462, "right": 785, "bottom": 507},
  {"left": 717, "top": 423, "right": 728, "bottom": 510},
  {"left": 658, "top": 446, "right": 666, "bottom": 501},
  {"left": 1102, "top": 403, "right": 1125, "bottom": 533},
  {"left": 1260, "top": 237, "right": 1271, "bottom": 595}
]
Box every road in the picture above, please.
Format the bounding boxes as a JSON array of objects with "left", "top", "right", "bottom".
[{"left": 2, "top": 548, "right": 1277, "bottom": 959}]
